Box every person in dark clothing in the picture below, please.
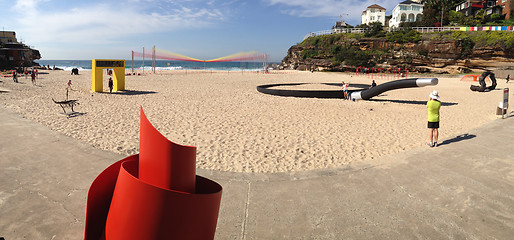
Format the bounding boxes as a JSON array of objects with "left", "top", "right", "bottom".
[
  {"left": 108, "top": 77, "right": 113, "bottom": 93},
  {"left": 31, "top": 71, "right": 36, "bottom": 85}
]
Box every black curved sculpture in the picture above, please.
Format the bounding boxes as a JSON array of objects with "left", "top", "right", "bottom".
[
  {"left": 256, "top": 83, "right": 368, "bottom": 99},
  {"left": 470, "top": 71, "right": 497, "bottom": 92},
  {"left": 350, "top": 78, "right": 438, "bottom": 100}
]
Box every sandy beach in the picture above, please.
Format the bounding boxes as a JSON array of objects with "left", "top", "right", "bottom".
[{"left": 0, "top": 70, "right": 507, "bottom": 173}]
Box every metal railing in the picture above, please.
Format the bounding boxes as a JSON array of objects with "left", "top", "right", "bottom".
[{"left": 304, "top": 26, "right": 513, "bottom": 39}]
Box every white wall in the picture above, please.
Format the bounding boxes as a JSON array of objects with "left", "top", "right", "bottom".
[
  {"left": 389, "top": 3, "right": 424, "bottom": 28},
  {"left": 362, "top": 7, "right": 386, "bottom": 25}
]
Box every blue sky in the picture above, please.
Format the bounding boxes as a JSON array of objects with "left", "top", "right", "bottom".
[{"left": 1, "top": 0, "right": 398, "bottom": 62}]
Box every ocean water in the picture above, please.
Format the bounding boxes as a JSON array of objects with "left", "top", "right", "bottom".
[{"left": 35, "top": 60, "right": 273, "bottom": 72}]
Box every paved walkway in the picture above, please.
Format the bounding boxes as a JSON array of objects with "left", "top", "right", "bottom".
[{"left": 1, "top": 106, "right": 513, "bottom": 239}]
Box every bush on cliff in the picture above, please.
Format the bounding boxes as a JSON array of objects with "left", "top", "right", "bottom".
[
  {"left": 302, "top": 49, "right": 319, "bottom": 59},
  {"left": 331, "top": 45, "right": 374, "bottom": 67},
  {"left": 386, "top": 29, "right": 422, "bottom": 43},
  {"left": 434, "top": 31, "right": 514, "bottom": 49}
]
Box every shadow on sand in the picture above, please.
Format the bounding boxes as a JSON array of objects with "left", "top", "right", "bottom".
[
  {"left": 103, "top": 89, "right": 157, "bottom": 96},
  {"left": 62, "top": 112, "right": 87, "bottom": 118},
  {"left": 438, "top": 133, "right": 476, "bottom": 147},
  {"left": 370, "top": 98, "right": 458, "bottom": 106}
]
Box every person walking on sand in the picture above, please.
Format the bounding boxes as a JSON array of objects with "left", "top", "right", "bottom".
[
  {"left": 13, "top": 71, "right": 18, "bottom": 83},
  {"left": 31, "top": 71, "right": 36, "bottom": 85},
  {"left": 65, "top": 80, "right": 73, "bottom": 100},
  {"left": 108, "top": 77, "right": 113, "bottom": 93},
  {"left": 427, "top": 90, "right": 441, "bottom": 147},
  {"left": 507, "top": 74, "right": 510, "bottom": 83}
]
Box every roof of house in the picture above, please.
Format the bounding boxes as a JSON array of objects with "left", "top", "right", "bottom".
[
  {"left": 400, "top": 0, "right": 424, "bottom": 4},
  {"left": 367, "top": 4, "right": 386, "bottom": 10},
  {"left": 333, "top": 21, "right": 350, "bottom": 29}
]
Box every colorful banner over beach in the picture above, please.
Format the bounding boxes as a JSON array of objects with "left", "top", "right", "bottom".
[{"left": 133, "top": 47, "right": 267, "bottom": 63}]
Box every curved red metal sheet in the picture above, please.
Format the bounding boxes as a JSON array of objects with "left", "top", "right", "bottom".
[{"left": 84, "top": 108, "right": 222, "bottom": 240}]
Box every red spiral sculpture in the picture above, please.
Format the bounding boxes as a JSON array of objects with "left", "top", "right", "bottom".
[{"left": 84, "top": 107, "right": 222, "bottom": 240}]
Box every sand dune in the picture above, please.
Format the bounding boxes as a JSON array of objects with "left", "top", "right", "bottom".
[{"left": 0, "top": 70, "right": 506, "bottom": 173}]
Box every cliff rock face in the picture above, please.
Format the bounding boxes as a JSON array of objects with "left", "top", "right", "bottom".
[
  {"left": 280, "top": 37, "right": 514, "bottom": 74},
  {"left": 280, "top": 46, "right": 335, "bottom": 71}
]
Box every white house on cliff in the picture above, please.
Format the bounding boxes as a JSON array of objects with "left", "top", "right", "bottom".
[
  {"left": 361, "top": 4, "right": 387, "bottom": 25},
  {"left": 389, "top": 0, "right": 424, "bottom": 27}
]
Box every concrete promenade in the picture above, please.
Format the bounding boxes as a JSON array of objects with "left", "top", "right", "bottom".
[{"left": 1, "top": 106, "right": 513, "bottom": 239}]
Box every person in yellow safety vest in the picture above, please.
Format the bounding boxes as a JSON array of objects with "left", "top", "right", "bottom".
[{"left": 427, "top": 90, "right": 441, "bottom": 147}]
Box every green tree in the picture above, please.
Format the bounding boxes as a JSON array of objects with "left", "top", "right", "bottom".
[
  {"left": 490, "top": 13, "right": 500, "bottom": 23},
  {"left": 474, "top": 9, "right": 487, "bottom": 25},
  {"left": 364, "top": 22, "right": 385, "bottom": 38},
  {"left": 422, "top": 0, "right": 461, "bottom": 26},
  {"left": 421, "top": 7, "right": 438, "bottom": 26},
  {"left": 449, "top": 10, "right": 463, "bottom": 25}
]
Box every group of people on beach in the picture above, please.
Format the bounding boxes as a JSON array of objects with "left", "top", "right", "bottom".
[
  {"left": 341, "top": 79, "right": 377, "bottom": 100},
  {"left": 11, "top": 69, "right": 38, "bottom": 85}
]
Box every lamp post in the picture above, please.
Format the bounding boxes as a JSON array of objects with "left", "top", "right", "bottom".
[{"left": 440, "top": 6, "right": 444, "bottom": 30}]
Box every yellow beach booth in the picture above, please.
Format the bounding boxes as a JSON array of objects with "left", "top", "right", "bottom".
[{"left": 92, "top": 59, "right": 125, "bottom": 92}]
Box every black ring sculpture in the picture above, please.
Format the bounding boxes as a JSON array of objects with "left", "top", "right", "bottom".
[
  {"left": 256, "top": 83, "right": 369, "bottom": 99},
  {"left": 470, "top": 71, "right": 497, "bottom": 92}
]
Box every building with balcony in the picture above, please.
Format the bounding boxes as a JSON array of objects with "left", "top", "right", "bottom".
[
  {"left": 362, "top": 4, "right": 387, "bottom": 26},
  {"left": 389, "top": 0, "right": 424, "bottom": 28},
  {"left": 455, "top": 0, "right": 501, "bottom": 16},
  {"left": 496, "top": 0, "right": 512, "bottom": 19}
]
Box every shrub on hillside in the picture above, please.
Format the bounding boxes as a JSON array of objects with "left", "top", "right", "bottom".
[{"left": 386, "top": 29, "right": 421, "bottom": 43}]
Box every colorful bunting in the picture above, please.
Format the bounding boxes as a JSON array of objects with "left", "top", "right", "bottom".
[{"left": 133, "top": 48, "right": 267, "bottom": 63}]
